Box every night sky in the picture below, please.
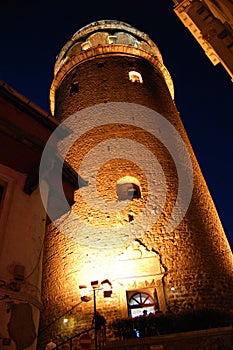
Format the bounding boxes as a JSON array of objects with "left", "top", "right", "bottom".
[{"left": 1, "top": 1, "right": 233, "bottom": 249}]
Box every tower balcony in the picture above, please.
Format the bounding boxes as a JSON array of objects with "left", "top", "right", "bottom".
[{"left": 50, "top": 20, "right": 174, "bottom": 115}]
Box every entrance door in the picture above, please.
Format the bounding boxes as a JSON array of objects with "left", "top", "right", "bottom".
[{"left": 127, "top": 290, "right": 158, "bottom": 317}]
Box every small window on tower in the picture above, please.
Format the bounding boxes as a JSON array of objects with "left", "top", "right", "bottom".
[
  {"left": 69, "top": 81, "right": 79, "bottom": 96},
  {"left": 117, "top": 183, "right": 141, "bottom": 200},
  {"left": 129, "top": 71, "right": 143, "bottom": 83}
]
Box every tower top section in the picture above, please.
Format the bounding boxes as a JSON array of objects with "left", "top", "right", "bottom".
[
  {"left": 50, "top": 20, "right": 174, "bottom": 115},
  {"left": 54, "top": 20, "right": 164, "bottom": 75}
]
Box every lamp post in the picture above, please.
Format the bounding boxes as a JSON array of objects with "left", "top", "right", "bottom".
[
  {"left": 93, "top": 285, "right": 98, "bottom": 350},
  {"left": 79, "top": 279, "right": 112, "bottom": 350}
]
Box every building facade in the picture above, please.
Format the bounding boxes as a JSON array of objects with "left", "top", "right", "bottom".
[
  {"left": 37, "top": 20, "right": 233, "bottom": 347},
  {"left": 173, "top": 0, "right": 233, "bottom": 81},
  {"left": 0, "top": 81, "right": 53, "bottom": 350},
  {"left": 0, "top": 81, "right": 80, "bottom": 350}
]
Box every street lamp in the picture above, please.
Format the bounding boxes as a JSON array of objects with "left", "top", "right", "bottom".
[{"left": 79, "top": 279, "right": 112, "bottom": 350}]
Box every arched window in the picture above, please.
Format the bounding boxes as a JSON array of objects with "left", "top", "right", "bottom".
[
  {"left": 127, "top": 291, "right": 158, "bottom": 318},
  {"left": 128, "top": 70, "right": 143, "bottom": 83}
]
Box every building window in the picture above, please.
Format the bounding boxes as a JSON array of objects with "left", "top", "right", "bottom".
[
  {"left": 128, "top": 70, "right": 143, "bottom": 83},
  {"left": 197, "top": 6, "right": 206, "bottom": 15},
  {"left": 0, "top": 184, "right": 5, "bottom": 203},
  {"left": 0, "top": 171, "right": 16, "bottom": 240},
  {"left": 127, "top": 290, "right": 158, "bottom": 318},
  {"left": 116, "top": 182, "right": 141, "bottom": 201},
  {"left": 217, "top": 29, "right": 233, "bottom": 48},
  {"left": 218, "top": 29, "right": 228, "bottom": 39},
  {"left": 0, "top": 180, "right": 7, "bottom": 211}
]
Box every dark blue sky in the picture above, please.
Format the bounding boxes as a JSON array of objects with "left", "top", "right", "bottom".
[{"left": 1, "top": 1, "right": 233, "bottom": 249}]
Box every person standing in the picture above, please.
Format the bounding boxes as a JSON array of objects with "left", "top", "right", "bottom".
[
  {"left": 45, "top": 338, "right": 57, "bottom": 350},
  {"left": 92, "top": 311, "right": 106, "bottom": 348}
]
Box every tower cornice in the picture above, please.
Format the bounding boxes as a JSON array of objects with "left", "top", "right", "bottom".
[{"left": 50, "top": 45, "right": 174, "bottom": 115}]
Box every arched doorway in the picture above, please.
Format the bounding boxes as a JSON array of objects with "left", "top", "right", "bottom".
[{"left": 127, "top": 290, "right": 158, "bottom": 317}]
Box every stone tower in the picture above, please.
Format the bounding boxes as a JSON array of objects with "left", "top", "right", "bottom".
[{"left": 39, "top": 20, "right": 233, "bottom": 343}]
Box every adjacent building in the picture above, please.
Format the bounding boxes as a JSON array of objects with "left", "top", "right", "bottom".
[{"left": 173, "top": 0, "right": 233, "bottom": 81}]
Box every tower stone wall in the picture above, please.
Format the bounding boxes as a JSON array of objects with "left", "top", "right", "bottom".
[{"left": 39, "top": 20, "right": 233, "bottom": 346}]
